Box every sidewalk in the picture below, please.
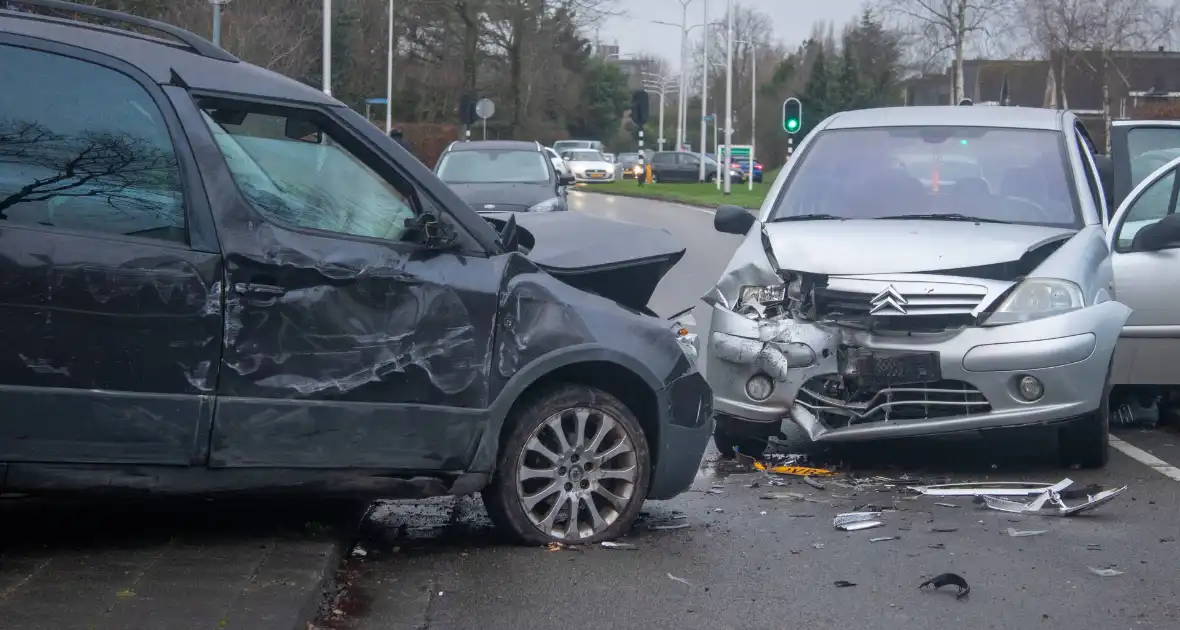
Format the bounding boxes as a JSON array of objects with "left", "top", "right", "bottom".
[{"left": 0, "top": 498, "right": 360, "bottom": 630}]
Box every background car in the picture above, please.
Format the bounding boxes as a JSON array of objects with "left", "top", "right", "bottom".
[
  {"left": 553, "top": 139, "right": 604, "bottom": 154},
  {"left": 560, "top": 149, "right": 617, "bottom": 183},
  {"left": 435, "top": 140, "right": 573, "bottom": 212},
  {"left": 617, "top": 152, "right": 642, "bottom": 179},
  {"left": 652, "top": 151, "right": 742, "bottom": 183}
]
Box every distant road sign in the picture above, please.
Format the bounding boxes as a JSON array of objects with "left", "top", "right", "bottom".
[{"left": 475, "top": 98, "right": 495, "bottom": 119}]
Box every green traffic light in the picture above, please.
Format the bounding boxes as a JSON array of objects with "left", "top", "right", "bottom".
[{"left": 786, "top": 119, "right": 799, "bottom": 131}]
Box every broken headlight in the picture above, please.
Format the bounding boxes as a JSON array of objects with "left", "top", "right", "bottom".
[
  {"left": 735, "top": 276, "right": 801, "bottom": 318},
  {"left": 669, "top": 307, "right": 699, "bottom": 364},
  {"left": 985, "top": 278, "right": 1085, "bottom": 325}
]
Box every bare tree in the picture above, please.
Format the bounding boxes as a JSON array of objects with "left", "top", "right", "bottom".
[{"left": 881, "top": 0, "right": 1011, "bottom": 102}]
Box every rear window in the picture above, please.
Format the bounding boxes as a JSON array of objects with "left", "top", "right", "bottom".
[
  {"left": 769, "top": 126, "right": 1079, "bottom": 227},
  {"left": 566, "top": 150, "right": 603, "bottom": 162},
  {"left": 436, "top": 150, "right": 551, "bottom": 184}
]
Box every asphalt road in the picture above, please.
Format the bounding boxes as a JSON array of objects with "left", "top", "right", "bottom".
[{"left": 322, "top": 191, "right": 1180, "bottom": 630}]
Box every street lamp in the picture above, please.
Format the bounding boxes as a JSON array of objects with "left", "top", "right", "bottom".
[
  {"left": 690, "top": 16, "right": 725, "bottom": 181},
  {"left": 643, "top": 73, "right": 678, "bottom": 152},
  {"left": 385, "top": 0, "right": 394, "bottom": 133},
  {"left": 322, "top": 0, "right": 331, "bottom": 95},
  {"left": 652, "top": 0, "right": 693, "bottom": 152},
  {"left": 723, "top": 0, "right": 733, "bottom": 195},
  {"left": 207, "top": 0, "right": 230, "bottom": 48},
  {"left": 735, "top": 37, "right": 756, "bottom": 192}
]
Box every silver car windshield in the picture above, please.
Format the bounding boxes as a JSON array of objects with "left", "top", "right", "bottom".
[
  {"left": 436, "top": 150, "right": 551, "bottom": 184},
  {"left": 768, "top": 126, "right": 1080, "bottom": 228}
]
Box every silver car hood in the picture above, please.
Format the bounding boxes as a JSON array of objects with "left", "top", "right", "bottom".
[
  {"left": 567, "top": 161, "right": 614, "bottom": 170},
  {"left": 761, "top": 220, "right": 1077, "bottom": 275}
]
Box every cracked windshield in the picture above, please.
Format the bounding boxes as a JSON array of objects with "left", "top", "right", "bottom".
[{"left": 4, "top": 0, "right": 1180, "bottom": 629}]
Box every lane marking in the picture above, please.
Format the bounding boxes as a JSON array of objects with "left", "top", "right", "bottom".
[{"left": 1109, "top": 435, "right": 1180, "bottom": 481}]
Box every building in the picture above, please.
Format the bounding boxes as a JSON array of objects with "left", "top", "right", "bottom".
[
  {"left": 902, "top": 49, "right": 1180, "bottom": 148},
  {"left": 594, "top": 44, "right": 620, "bottom": 59}
]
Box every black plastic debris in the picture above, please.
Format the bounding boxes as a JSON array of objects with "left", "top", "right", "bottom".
[
  {"left": 833, "top": 580, "right": 857, "bottom": 587},
  {"left": 1111, "top": 393, "right": 1160, "bottom": 428},
  {"left": 919, "top": 573, "right": 970, "bottom": 599}
]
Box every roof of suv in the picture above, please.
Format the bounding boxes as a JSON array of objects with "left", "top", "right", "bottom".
[
  {"left": 1, "top": 2, "right": 337, "bottom": 107},
  {"left": 827, "top": 106, "right": 1065, "bottom": 131}
]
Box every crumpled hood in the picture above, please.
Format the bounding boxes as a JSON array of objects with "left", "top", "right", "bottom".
[
  {"left": 447, "top": 182, "right": 557, "bottom": 211},
  {"left": 762, "top": 219, "right": 1077, "bottom": 275}
]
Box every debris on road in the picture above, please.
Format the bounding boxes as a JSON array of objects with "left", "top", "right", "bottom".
[
  {"left": 547, "top": 542, "right": 581, "bottom": 552},
  {"left": 1007, "top": 527, "right": 1048, "bottom": 537},
  {"left": 979, "top": 484, "right": 1128, "bottom": 516},
  {"left": 1086, "top": 543, "right": 1102, "bottom": 550},
  {"left": 934, "top": 502, "right": 960, "bottom": 508},
  {"left": 909, "top": 480, "right": 1069, "bottom": 497},
  {"left": 870, "top": 536, "right": 898, "bottom": 543},
  {"left": 833, "top": 580, "right": 857, "bottom": 587},
  {"left": 350, "top": 544, "right": 369, "bottom": 558},
  {"left": 919, "top": 573, "right": 971, "bottom": 599},
  {"left": 803, "top": 476, "right": 826, "bottom": 490},
  {"left": 931, "top": 526, "right": 959, "bottom": 533},
  {"left": 753, "top": 460, "right": 837, "bottom": 477},
  {"left": 1088, "top": 566, "right": 1125, "bottom": 577},
  {"left": 667, "top": 573, "right": 693, "bottom": 586},
  {"left": 910, "top": 477, "right": 1128, "bottom": 516},
  {"left": 601, "top": 541, "right": 637, "bottom": 550},
  {"left": 834, "top": 512, "right": 884, "bottom": 531}
]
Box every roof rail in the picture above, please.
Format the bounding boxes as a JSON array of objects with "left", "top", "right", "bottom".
[{"left": 4, "top": 0, "right": 239, "bottom": 63}]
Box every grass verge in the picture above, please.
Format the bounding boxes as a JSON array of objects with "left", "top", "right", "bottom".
[{"left": 579, "top": 177, "right": 772, "bottom": 210}]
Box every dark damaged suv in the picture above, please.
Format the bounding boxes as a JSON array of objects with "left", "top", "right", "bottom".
[{"left": 0, "top": 0, "right": 712, "bottom": 544}]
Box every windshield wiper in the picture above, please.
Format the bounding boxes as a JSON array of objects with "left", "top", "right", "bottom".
[
  {"left": 878, "top": 213, "right": 1012, "bottom": 224},
  {"left": 770, "top": 213, "right": 847, "bottom": 222}
]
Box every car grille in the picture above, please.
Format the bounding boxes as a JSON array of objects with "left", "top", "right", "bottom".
[
  {"left": 583, "top": 169, "right": 609, "bottom": 177},
  {"left": 813, "top": 278, "right": 988, "bottom": 330},
  {"left": 797, "top": 378, "right": 991, "bottom": 425}
]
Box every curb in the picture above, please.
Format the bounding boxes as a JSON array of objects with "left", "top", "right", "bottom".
[{"left": 296, "top": 535, "right": 349, "bottom": 630}]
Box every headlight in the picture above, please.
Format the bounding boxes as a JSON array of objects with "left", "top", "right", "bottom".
[
  {"left": 985, "top": 278, "right": 1085, "bottom": 325},
  {"left": 528, "top": 197, "right": 563, "bottom": 212},
  {"left": 738, "top": 284, "right": 786, "bottom": 309}
]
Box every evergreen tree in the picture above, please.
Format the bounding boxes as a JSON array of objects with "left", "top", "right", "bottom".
[
  {"left": 800, "top": 43, "right": 831, "bottom": 133},
  {"left": 834, "top": 39, "right": 862, "bottom": 112}
]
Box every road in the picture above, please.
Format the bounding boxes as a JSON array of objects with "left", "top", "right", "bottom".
[{"left": 321, "top": 191, "right": 1180, "bottom": 630}]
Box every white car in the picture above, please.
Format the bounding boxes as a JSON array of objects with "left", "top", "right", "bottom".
[
  {"left": 561, "top": 149, "right": 617, "bottom": 183},
  {"left": 544, "top": 146, "right": 572, "bottom": 178}
]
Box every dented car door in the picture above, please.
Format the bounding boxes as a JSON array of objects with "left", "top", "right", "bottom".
[{"left": 179, "top": 96, "right": 500, "bottom": 471}]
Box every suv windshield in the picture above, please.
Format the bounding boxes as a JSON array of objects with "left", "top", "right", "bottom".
[
  {"left": 436, "top": 149, "right": 551, "bottom": 184},
  {"left": 769, "top": 126, "right": 1079, "bottom": 227},
  {"left": 565, "top": 150, "right": 604, "bottom": 162},
  {"left": 618, "top": 153, "right": 640, "bottom": 162}
]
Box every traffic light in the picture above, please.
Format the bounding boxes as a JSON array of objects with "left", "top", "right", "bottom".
[
  {"left": 631, "top": 90, "right": 649, "bottom": 126},
  {"left": 783, "top": 97, "right": 802, "bottom": 134},
  {"left": 459, "top": 94, "right": 477, "bottom": 125}
]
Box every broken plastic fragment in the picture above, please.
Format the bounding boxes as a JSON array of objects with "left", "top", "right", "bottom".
[
  {"left": 753, "top": 461, "right": 836, "bottom": 476},
  {"left": 833, "top": 512, "right": 883, "bottom": 528},
  {"left": 870, "top": 536, "right": 897, "bottom": 543},
  {"left": 1087, "top": 566, "right": 1124, "bottom": 577},
  {"left": 601, "top": 541, "right": 637, "bottom": 550},
  {"left": 649, "top": 522, "right": 691, "bottom": 531},
  {"left": 667, "top": 572, "right": 693, "bottom": 586},
  {"left": 837, "top": 520, "right": 883, "bottom": 532},
  {"left": 981, "top": 485, "right": 1128, "bottom": 516},
  {"left": 911, "top": 479, "right": 1073, "bottom": 497},
  {"left": 931, "top": 526, "right": 959, "bottom": 533},
  {"left": 1007, "top": 527, "right": 1047, "bottom": 537},
  {"left": 919, "top": 572, "right": 970, "bottom": 599},
  {"left": 934, "top": 502, "right": 959, "bottom": 508},
  {"left": 803, "top": 476, "right": 826, "bottom": 490},
  {"left": 833, "top": 580, "right": 857, "bottom": 587}
]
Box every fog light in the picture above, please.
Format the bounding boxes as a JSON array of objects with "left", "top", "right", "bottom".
[
  {"left": 746, "top": 374, "right": 774, "bottom": 401},
  {"left": 1017, "top": 375, "right": 1044, "bottom": 401}
]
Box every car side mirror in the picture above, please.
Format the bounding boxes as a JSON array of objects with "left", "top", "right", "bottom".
[
  {"left": 1132, "top": 213, "right": 1180, "bottom": 252},
  {"left": 285, "top": 118, "right": 322, "bottom": 143},
  {"left": 403, "top": 213, "right": 459, "bottom": 250},
  {"left": 714, "top": 205, "right": 755, "bottom": 235},
  {"left": 559, "top": 173, "right": 575, "bottom": 186}
]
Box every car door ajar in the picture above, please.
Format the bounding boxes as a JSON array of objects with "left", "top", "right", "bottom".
[
  {"left": 0, "top": 40, "right": 222, "bottom": 471},
  {"left": 1107, "top": 153, "right": 1180, "bottom": 386},
  {"left": 176, "top": 95, "right": 501, "bottom": 471}
]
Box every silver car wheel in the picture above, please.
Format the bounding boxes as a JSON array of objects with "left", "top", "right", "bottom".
[{"left": 515, "top": 407, "right": 639, "bottom": 540}]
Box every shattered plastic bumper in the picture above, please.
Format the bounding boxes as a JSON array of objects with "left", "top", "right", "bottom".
[
  {"left": 647, "top": 370, "right": 714, "bottom": 500},
  {"left": 706, "top": 300, "right": 1131, "bottom": 442}
]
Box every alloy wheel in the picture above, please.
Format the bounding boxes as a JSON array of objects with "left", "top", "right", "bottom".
[{"left": 515, "top": 407, "right": 639, "bottom": 540}]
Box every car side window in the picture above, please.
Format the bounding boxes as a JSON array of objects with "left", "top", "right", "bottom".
[
  {"left": 653, "top": 153, "right": 673, "bottom": 165},
  {"left": 198, "top": 104, "right": 417, "bottom": 242},
  {"left": 679, "top": 154, "right": 700, "bottom": 166},
  {"left": 0, "top": 44, "right": 186, "bottom": 243},
  {"left": 1116, "top": 166, "right": 1180, "bottom": 251}
]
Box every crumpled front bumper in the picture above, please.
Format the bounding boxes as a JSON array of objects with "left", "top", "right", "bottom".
[{"left": 705, "top": 300, "right": 1131, "bottom": 442}]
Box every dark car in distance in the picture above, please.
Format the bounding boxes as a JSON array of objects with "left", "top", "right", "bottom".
[
  {"left": 0, "top": 0, "right": 713, "bottom": 545},
  {"left": 650, "top": 151, "right": 742, "bottom": 184},
  {"left": 435, "top": 140, "right": 573, "bottom": 213}
]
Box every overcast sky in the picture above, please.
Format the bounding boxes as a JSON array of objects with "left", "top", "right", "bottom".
[{"left": 598, "top": 0, "right": 866, "bottom": 70}]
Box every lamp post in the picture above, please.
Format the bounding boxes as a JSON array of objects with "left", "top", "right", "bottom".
[
  {"left": 385, "top": 0, "right": 394, "bottom": 133},
  {"left": 723, "top": 0, "right": 733, "bottom": 194},
  {"left": 208, "top": 0, "right": 230, "bottom": 48},
  {"left": 652, "top": 0, "right": 693, "bottom": 152},
  {"left": 322, "top": 0, "right": 331, "bottom": 95},
  {"left": 643, "top": 68, "right": 677, "bottom": 152},
  {"left": 735, "top": 37, "right": 756, "bottom": 192}
]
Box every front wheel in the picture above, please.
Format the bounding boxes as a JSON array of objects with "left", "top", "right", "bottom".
[
  {"left": 482, "top": 385, "right": 651, "bottom": 545},
  {"left": 1058, "top": 363, "right": 1112, "bottom": 469}
]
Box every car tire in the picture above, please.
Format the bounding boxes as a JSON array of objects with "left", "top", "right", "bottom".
[
  {"left": 482, "top": 385, "right": 651, "bottom": 545},
  {"left": 1058, "top": 363, "right": 1112, "bottom": 469}
]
